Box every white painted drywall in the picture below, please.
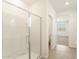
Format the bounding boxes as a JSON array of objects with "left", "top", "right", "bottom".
[{"left": 57, "top": 9, "right": 77, "bottom": 48}]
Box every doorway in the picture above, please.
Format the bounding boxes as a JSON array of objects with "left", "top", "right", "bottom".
[
  {"left": 56, "top": 17, "right": 69, "bottom": 46},
  {"left": 48, "top": 15, "right": 53, "bottom": 49}
]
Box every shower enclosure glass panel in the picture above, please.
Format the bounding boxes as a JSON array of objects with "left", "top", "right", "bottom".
[{"left": 3, "top": 1, "right": 28, "bottom": 59}]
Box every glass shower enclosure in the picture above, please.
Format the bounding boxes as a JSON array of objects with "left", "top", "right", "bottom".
[{"left": 2, "top": 0, "right": 42, "bottom": 59}]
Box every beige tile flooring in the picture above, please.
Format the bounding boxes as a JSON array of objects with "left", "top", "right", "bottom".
[{"left": 48, "top": 45, "right": 76, "bottom": 59}]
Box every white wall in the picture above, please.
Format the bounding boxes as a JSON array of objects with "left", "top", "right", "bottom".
[{"left": 57, "top": 9, "right": 77, "bottom": 48}]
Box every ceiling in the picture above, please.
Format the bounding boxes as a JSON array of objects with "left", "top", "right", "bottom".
[
  {"left": 49, "top": 0, "right": 77, "bottom": 12},
  {"left": 21, "top": 0, "right": 77, "bottom": 12},
  {"left": 22, "top": 0, "right": 39, "bottom": 6}
]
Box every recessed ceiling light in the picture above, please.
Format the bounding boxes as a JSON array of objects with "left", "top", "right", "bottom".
[{"left": 65, "top": 2, "right": 69, "bottom": 6}]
